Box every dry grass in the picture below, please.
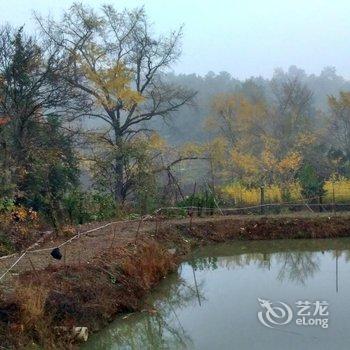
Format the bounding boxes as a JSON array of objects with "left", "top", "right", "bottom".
[
  {"left": 16, "top": 285, "right": 48, "bottom": 327},
  {"left": 0, "top": 235, "right": 180, "bottom": 349},
  {"left": 2, "top": 213, "right": 350, "bottom": 348},
  {"left": 120, "top": 240, "right": 177, "bottom": 292},
  {"left": 177, "top": 215, "right": 350, "bottom": 241}
]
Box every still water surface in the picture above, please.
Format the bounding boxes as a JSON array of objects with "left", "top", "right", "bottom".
[{"left": 83, "top": 239, "right": 350, "bottom": 350}]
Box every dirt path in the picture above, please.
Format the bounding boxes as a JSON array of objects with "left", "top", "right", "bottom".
[
  {"left": 1, "top": 211, "right": 350, "bottom": 286},
  {"left": 0, "top": 220, "right": 150, "bottom": 282}
]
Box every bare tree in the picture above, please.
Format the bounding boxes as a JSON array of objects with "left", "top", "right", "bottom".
[
  {"left": 36, "top": 3, "right": 196, "bottom": 203},
  {"left": 271, "top": 76, "right": 314, "bottom": 153}
]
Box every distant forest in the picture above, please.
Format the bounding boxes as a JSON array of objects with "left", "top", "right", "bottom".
[
  {"left": 156, "top": 66, "right": 350, "bottom": 144},
  {"left": 1, "top": 2, "right": 350, "bottom": 233}
]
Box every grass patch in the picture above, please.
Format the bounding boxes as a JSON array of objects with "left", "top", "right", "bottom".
[
  {"left": 0, "top": 236, "right": 181, "bottom": 349},
  {"left": 0, "top": 233, "right": 15, "bottom": 256}
]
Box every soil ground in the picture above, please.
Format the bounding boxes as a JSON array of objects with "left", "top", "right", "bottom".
[
  {"left": 1, "top": 210, "right": 349, "bottom": 283},
  {"left": 2, "top": 210, "right": 350, "bottom": 349}
]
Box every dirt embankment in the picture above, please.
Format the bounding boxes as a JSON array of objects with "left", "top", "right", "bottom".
[
  {"left": 1, "top": 213, "right": 350, "bottom": 349},
  {"left": 176, "top": 214, "right": 350, "bottom": 241},
  {"left": 0, "top": 229, "right": 191, "bottom": 349}
]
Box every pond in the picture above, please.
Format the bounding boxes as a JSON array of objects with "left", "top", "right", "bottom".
[{"left": 83, "top": 238, "right": 350, "bottom": 350}]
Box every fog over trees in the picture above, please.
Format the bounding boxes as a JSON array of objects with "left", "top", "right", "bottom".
[
  {"left": 157, "top": 66, "right": 350, "bottom": 145},
  {"left": 1, "top": 2, "right": 350, "bottom": 228}
]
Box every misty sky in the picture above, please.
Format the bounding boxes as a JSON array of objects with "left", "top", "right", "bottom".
[{"left": 1, "top": 0, "right": 350, "bottom": 79}]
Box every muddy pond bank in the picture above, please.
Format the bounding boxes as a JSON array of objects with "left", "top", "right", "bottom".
[
  {"left": 84, "top": 238, "right": 350, "bottom": 350},
  {"left": 1, "top": 213, "right": 350, "bottom": 349}
]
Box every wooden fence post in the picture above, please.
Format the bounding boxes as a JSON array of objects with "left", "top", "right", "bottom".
[
  {"left": 318, "top": 195, "right": 322, "bottom": 212},
  {"left": 260, "top": 186, "right": 265, "bottom": 215}
]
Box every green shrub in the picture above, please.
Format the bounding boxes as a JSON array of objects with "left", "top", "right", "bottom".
[
  {"left": 63, "top": 190, "right": 117, "bottom": 225},
  {"left": 0, "top": 198, "right": 15, "bottom": 213}
]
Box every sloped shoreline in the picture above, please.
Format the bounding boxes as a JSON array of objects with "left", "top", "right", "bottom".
[{"left": 1, "top": 213, "right": 350, "bottom": 349}]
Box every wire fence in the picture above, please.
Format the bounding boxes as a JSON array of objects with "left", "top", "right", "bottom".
[
  {"left": 1, "top": 198, "right": 350, "bottom": 284},
  {"left": 158, "top": 194, "right": 350, "bottom": 217},
  {"left": 0, "top": 216, "right": 147, "bottom": 282}
]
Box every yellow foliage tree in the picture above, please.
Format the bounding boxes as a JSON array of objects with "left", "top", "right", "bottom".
[
  {"left": 83, "top": 61, "right": 144, "bottom": 110},
  {"left": 208, "top": 92, "right": 311, "bottom": 197},
  {"left": 38, "top": 4, "right": 196, "bottom": 202}
]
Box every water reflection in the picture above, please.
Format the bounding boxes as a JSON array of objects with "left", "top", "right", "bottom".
[
  {"left": 84, "top": 238, "right": 350, "bottom": 350},
  {"left": 191, "top": 251, "right": 321, "bottom": 285},
  {"left": 275, "top": 251, "right": 320, "bottom": 285},
  {"left": 189, "top": 239, "right": 350, "bottom": 286},
  {"left": 83, "top": 273, "right": 204, "bottom": 349}
]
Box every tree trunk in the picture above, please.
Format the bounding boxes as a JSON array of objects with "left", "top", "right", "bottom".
[
  {"left": 114, "top": 155, "right": 125, "bottom": 203},
  {"left": 113, "top": 122, "right": 126, "bottom": 204}
]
